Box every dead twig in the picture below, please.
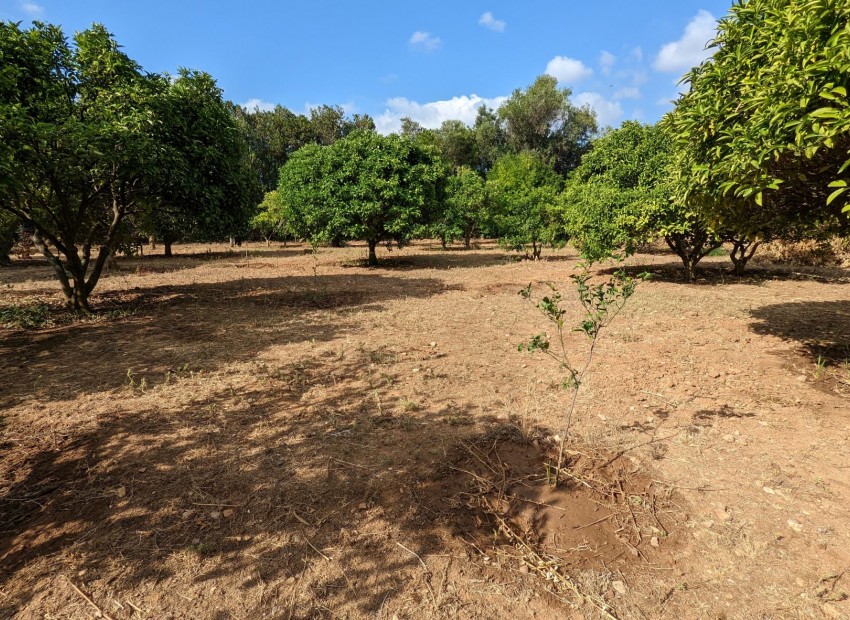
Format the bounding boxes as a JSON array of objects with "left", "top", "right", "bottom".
[
  {"left": 573, "top": 513, "right": 616, "bottom": 530},
  {"left": 64, "top": 576, "right": 116, "bottom": 620}
]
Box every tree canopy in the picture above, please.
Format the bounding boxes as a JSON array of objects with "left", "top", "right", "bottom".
[
  {"left": 498, "top": 75, "right": 598, "bottom": 174},
  {"left": 0, "top": 22, "right": 163, "bottom": 311},
  {"left": 667, "top": 0, "right": 850, "bottom": 233},
  {"left": 278, "top": 131, "right": 445, "bottom": 265},
  {"left": 562, "top": 121, "right": 721, "bottom": 279},
  {"left": 487, "top": 151, "right": 562, "bottom": 259}
]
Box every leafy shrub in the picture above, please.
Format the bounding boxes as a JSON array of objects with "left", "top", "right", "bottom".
[{"left": 0, "top": 302, "right": 54, "bottom": 329}]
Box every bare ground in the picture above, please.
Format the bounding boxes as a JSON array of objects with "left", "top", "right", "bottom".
[{"left": 1, "top": 240, "right": 849, "bottom": 619}]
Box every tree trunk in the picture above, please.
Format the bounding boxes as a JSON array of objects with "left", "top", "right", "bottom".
[
  {"left": 440, "top": 237, "right": 448, "bottom": 250},
  {"left": 532, "top": 241, "right": 542, "bottom": 260},
  {"left": 464, "top": 235, "right": 471, "bottom": 250},
  {"left": 148, "top": 235, "right": 157, "bottom": 250},
  {"left": 164, "top": 239, "right": 173, "bottom": 258},
  {"left": 367, "top": 239, "right": 378, "bottom": 266},
  {"left": 665, "top": 231, "right": 720, "bottom": 282},
  {"left": 729, "top": 238, "right": 761, "bottom": 275}
]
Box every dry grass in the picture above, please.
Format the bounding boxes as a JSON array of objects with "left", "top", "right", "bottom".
[{"left": 1, "top": 239, "right": 849, "bottom": 619}]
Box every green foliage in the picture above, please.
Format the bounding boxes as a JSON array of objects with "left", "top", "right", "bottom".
[
  {"left": 667, "top": 0, "right": 850, "bottom": 231},
  {"left": 0, "top": 302, "right": 53, "bottom": 329},
  {"left": 498, "top": 75, "right": 597, "bottom": 174},
  {"left": 487, "top": 152, "right": 562, "bottom": 259},
  {"left": 519, "top": 260, "right": 644, "bottom": 486},
  {"left": 0, "top": 212, "right": 17, "bottom": 264},
  {"left": 0, "top": 21, "right": 163, "bottom": 311},
  {"left": 561, "top": 122, "right": 720, "bottom": 279},
  {"left": 278, "top": 131, "right": 445, "bottom": 265},
  {"left": 433, "top": 120, "right": 479, "bottom": 170},
  {"left": 145, "top": 69, "right": 262, "bottom": 251},
  {"left": 251, "top": 191, "right": 287, "bottom": 243},
  {"left": 473, "top": 105, "right": 507, "bottom": 174},
  {"left": 435, "top": 166, "right": 486, "bottom": 248}
]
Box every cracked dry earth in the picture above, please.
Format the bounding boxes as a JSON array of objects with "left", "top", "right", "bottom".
[{"left": 1, "top": 240, "right": 849, "bottom": 619}]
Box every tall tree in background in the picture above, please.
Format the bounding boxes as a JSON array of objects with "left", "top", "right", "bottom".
[
  {"left": 145, "top": 69, "right": 262, "bottom": 257},
  {"left": 0, "top": 22, "right": 163, "bottom": 312},
  {"left": 498, "top": 75, "right": 597, "bottom": 174},
  {"left": 473, "top": 105, "right": 506, "bottom": 174},
  {"left": 433, "top": 120, "right": 479, "bottom": 170}
]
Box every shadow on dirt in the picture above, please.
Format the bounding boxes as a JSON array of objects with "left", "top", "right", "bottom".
[
  {"left": 0, "top": 347, "right": 495, "bottom": 617},
  {"left": 0, "top": 273, "right": 460, "bottom": 404},
  {"left": 597, "top": 261, "right": 850, "bottom": 286},
  {"left": 749, "top": 300, "right": 850, "bottom": 365}
]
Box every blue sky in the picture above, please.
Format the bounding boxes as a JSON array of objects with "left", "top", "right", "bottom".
[{"left": 2, "top": 0, "right": 734, "bottom": 132}]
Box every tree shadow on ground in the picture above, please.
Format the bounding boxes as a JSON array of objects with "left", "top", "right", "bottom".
[
  {"left": 0, "top": 345, "right": 500, "bottom": 618},
  {"left": 0, "top": 273, "right": 460, "bottom": 404},
  {"left": 749, "top": 300, "right": 850, "bottom": 365},
  {"left": 349, "top": 252, "right": 514, "bottom": 271},
  {"left": 596, "top": 261, "right": 850, "bottom": 286}
]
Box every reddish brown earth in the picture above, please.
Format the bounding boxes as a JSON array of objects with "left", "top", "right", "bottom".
[{"left": 1, "top": 240, "right": 849, "bottom": 619}]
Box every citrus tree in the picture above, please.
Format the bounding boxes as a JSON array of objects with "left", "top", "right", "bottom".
[
  {"left": 278, "top": 131, "right": 444, "bottom": 265},
  {"left": 487, "top": 152, "right": 562, "bottom": 259},
  {"left": 667, "top": 0, "right": 850, "bottom": 234}
]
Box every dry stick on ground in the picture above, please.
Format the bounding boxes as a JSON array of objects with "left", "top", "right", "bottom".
[
  {"left": 483, "top": 500, "right": 620, "bottom": 620},
  {"left": 63, "top": 576, "right": 116, "bottom": 620},
  {"left": 395, "top": 541, "right": 439, "bottom": 612}
]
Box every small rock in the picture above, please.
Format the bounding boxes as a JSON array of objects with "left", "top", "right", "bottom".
[
  {"left": 181, "top": 510, "right": 193, "bottom": 519},
  {"left": 763, "top": 486, "right": 777, "bottom": 495},
  {"left": 722, "top": 434, "right": 735, "bottom": 443},
  {"left": 650, "top": 536, "right": 660, "bottom": 547},
  {"left": 519, "top": 565, "right": 529, "bottom": 574},
  {"left": 286, "top": 576, "right": 296, "bottom": 584},
  {"left": 429, "top": 342, "right": 437, "bottom": 348},
  {"left": 222, "top": 509, "right": 234, "bottom": 518},
  {"left": 115, "top": 486, "right": 127, "bottom": 498},
  {"left": 612, "top": 580, "right": 627, "bottom": 595},
  {"left": 209, "top": 511, "right": 222, "bottom": 520},
  {"left": 796, "top": 375, "right": 807, "bottom": 383},
  {"left": 138, "top": 467, "right": 147, "bottom": 473},
  {"left": 412, "top": 367, "right": 420, "bottom": 373},
  {"left": 795, "top": 577, "right": 806, "bottom": 587},
  {"left": 358, "top": 502, "right": 369, "bottom": 510},
  {"left": 703, "top": 520, "right": 715, "bottom": 529},
  {"left": 715, "top": 506, "right": 732, "bottom": 522},
  {"left": 787, "top": 519, "right": 803, "bottom": 532}
]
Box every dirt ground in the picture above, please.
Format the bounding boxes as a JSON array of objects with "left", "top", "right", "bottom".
[{"left": 1, "top": 240, "right": 849, "bottom": 619}]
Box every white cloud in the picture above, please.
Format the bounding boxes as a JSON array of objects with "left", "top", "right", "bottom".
[
  {"left": 375, "top": 94, "right": 507, "bottom": 134},
  {"left": 409, "top": 31, "right": 442, "bottom": 52},
  {"left": 599, "top": 51, "right": 616, "bottom": 76},
  {"left": 241, "top": 98, "right": 276, "bottom": 112},
  {"left": 20, "top": 1, "right": 43, "bottom": 15},
  {"left": 479, "top": 11, "right": 506, "bottom": 32},
  {"left": 545, "top": 56, "right": 593, "bottom": 84},
  {"left": 574, "top": 92, "right": 624, "bottom": 128},
  {"left": 613, "top": 87, "right": 640, "bottom": 100},
  {"left": 653, "top": 10, "right": 717, "bottom": 73}
]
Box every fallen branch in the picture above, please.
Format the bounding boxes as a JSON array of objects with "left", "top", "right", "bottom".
[{"left": 64, "top": 576, "right": 115, "bottom": 620}]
